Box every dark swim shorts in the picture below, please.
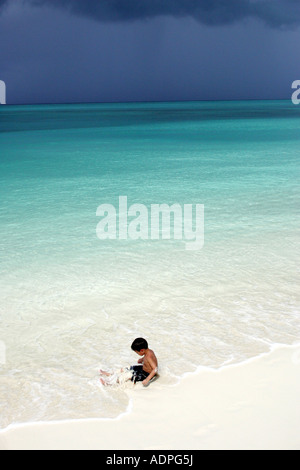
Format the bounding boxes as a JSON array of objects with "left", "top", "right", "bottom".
[{"left": 130, "top": 365, "right": 149, "bottom": 383}]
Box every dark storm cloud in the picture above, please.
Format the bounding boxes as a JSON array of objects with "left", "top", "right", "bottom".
[
  {"left": 0, "top": 0, "right": 9, "bottom": 13},
  {"left": 18, "top": 0, "right": 300, "bottom": 29}
]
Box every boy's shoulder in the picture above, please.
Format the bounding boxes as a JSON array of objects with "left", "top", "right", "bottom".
[
  {"left": 146, "top": 348, "right": 158, "bottom": 362},
  {"left": 146, "top": 348, "right": 155, "bottom": 355}
]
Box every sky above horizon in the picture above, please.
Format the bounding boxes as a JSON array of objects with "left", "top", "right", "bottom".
[{"left": 0, "top": 0, "right": 300, "bottom": 104}]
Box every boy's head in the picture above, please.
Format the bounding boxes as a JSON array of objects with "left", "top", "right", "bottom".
[{"left": 131, "top": 337, "right": 148, "bottom": 355}]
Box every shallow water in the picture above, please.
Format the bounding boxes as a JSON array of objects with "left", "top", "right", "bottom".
[{"left": 0, "top": 100, "right": 299, "bottom": 428}]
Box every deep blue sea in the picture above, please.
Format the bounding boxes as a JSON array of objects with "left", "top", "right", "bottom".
[{"left": 0, "top": 100, "right": 299, "bottom": 427}]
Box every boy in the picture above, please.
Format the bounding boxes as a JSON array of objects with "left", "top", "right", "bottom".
[
  {"left": 130, "top": 337, "right": 158, "bottom": 386},
  {"left": 100, "top": 337, "right": 158, "bottom": 387}
]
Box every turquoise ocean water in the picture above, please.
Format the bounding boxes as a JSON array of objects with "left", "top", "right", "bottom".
[{"left": 0, "top": 100, "right": 299, "bottom": 427}]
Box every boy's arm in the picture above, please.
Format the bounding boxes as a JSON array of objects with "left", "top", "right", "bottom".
[{"left": 142, "top": 357, "right": 158, "bottom": 386}]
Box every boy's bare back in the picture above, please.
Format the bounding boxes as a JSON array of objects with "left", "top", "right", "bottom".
[{"left": 141, "top": 348, "right": 158, "bottom": 374}]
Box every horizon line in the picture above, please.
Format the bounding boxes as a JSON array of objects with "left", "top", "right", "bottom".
[{"left": 0, "top": 96, "right": 293, "bottom": 108}]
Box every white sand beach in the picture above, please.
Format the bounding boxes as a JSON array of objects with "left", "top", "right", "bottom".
[{"left": 1, "top": 343, "right": 299, "bottom": 450}]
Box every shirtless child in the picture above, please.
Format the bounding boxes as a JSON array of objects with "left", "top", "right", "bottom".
[
  {"left": 129, "top": 337, "right": 158, "bottom": 386},
  {"left": 100, "top": 337, "right": 158, "bottom": 387}
]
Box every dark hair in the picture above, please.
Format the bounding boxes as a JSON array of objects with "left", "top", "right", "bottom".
[{"left": 131, "top": 337, "right": 148, "bottom": 352}]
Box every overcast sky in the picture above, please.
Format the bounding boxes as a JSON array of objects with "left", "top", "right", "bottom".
[{"left": 0, "top": 0, "right": 300, "bottom": 104}]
